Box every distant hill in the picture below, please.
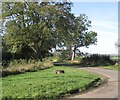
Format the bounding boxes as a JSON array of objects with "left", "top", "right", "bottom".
[{"left": 86, "top": 53, "right": 118, "bottom": 57}]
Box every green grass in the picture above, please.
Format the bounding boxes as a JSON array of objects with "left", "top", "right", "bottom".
[
  {"left": 2, "top": 66, "right": 102, "bottom": 99},
  {"left": 111, "top": 56, "right": 120, "bottom": 61},
  {"left": 101, "top": 65, "right": 120, "bottom": 71}
]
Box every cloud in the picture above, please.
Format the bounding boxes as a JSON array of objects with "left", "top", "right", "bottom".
[{"left": 92, "top": 20, "right": 117, "bottom": 31}]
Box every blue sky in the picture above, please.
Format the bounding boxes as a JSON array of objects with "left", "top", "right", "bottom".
[{"left": 71, "top": 2, "right": 118, "bottom": 54}]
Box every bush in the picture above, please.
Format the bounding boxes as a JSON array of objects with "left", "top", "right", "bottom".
[
  {"left": 1, "top": 59, "right": 53, "bottom": 77},
  {"left": 80, "top": 54, "right": 115, "bottom": 66},
  {"left": 59, "top": 49, "right": 71, "bottom": 61},
  {"left": 2, "top": 51, "right": 13, "bottom": 61}
]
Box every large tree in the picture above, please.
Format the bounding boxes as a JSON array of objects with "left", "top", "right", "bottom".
[
  {"left": 2, "top": 2, "right": 75, "bottom": 60},
  {"left": 69, "top": 14, "right": 97, "bottom": 60}
]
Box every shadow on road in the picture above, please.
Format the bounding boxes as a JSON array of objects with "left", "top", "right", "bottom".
[{"left": 53, "top": 62, "right": 82, "bottom": 67}]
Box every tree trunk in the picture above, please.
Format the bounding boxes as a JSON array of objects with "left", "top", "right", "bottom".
[{"left": 71, "top": 48, "right": 76, "bottom": 61}]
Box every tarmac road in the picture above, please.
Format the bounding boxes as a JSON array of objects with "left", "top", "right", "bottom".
[{"left": 67, "top": 67, "right": 119, "bottom": 99}]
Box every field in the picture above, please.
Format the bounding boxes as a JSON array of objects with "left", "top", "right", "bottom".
[
  {"left": 2, "top": 66, "right": 102, "bottom": 99},
  {"left": 101, "top": 65, "right": 120, "bottom": 71}
]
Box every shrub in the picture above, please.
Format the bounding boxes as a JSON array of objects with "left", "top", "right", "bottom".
[
  {"left": 59, "top": 49, "right": 71, "bottom": 61},
  {"left": 1, "top": 59, "right": 53, "bottom": 77},
  {"left": 80, "top": 54, "right": 115, "bottom": 66}
]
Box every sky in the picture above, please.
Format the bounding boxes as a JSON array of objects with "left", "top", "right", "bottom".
[{"left": 71, "top": 2, "right": 118, "bottom": 55}]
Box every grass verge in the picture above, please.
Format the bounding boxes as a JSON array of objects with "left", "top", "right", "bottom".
[
  {"left": 2, "top": 66, "right": 103, "bottom": 99},
  {"left": 100, "top": 65, "right": 120, "bottom": 71}
]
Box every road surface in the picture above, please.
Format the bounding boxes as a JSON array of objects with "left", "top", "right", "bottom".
[{"left": 65, "top": 67, "right": 119, "bottom": 99}]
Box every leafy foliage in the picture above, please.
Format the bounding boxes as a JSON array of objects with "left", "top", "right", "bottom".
[
  {"left": 2, "top": 2, "right": 75, "bottom": 60},
  {"left": 59, "top": 49, "right": 72, "bottom": 60},
  {"left": 2, "top": 2, "right": 97, "bottom": 61},
  {"left": 72, "top": 14, "right": 97, "bottom": 47},
  {"left": 81, "top": 54, "right": 115, "bottom": 66},
  {"left": 63, "top": 14, "right": 97, "bottom": 60}
]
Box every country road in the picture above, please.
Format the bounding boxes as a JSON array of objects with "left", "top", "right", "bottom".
[{"left": 65, "top": 67, "right": 119, "bottom": 99}]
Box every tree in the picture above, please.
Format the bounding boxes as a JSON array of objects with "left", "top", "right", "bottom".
[
  {"left": 2, "top": 2, "right": 75, "bottom": 60},
  {"left": 2, "top": 2, "right": 97, "bottom": 61},
  {"left": 69, "top": 14, "right": 97, "bottom": 60}
]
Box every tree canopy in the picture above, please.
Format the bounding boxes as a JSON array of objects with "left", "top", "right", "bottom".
[
  {"left": 70, "top": 14, "right": 97, "bottom": 60},
  {"left": 2, "top": 2, "right": 97, "bottom": 60}
]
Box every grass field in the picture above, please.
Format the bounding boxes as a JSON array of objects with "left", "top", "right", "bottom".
[
  {"left": 111, "top": 56, "right": 120, "bottom": 61},
  {"left": 2, "top": 66, "right": 102, "bottom": 99},
  {"left": 101, "top": 65, "right": 120, "bottom": 71}
]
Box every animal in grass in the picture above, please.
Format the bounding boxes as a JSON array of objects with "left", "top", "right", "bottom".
[{"left": 54, "top": 70, "right": 65, "bottom": 74}]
